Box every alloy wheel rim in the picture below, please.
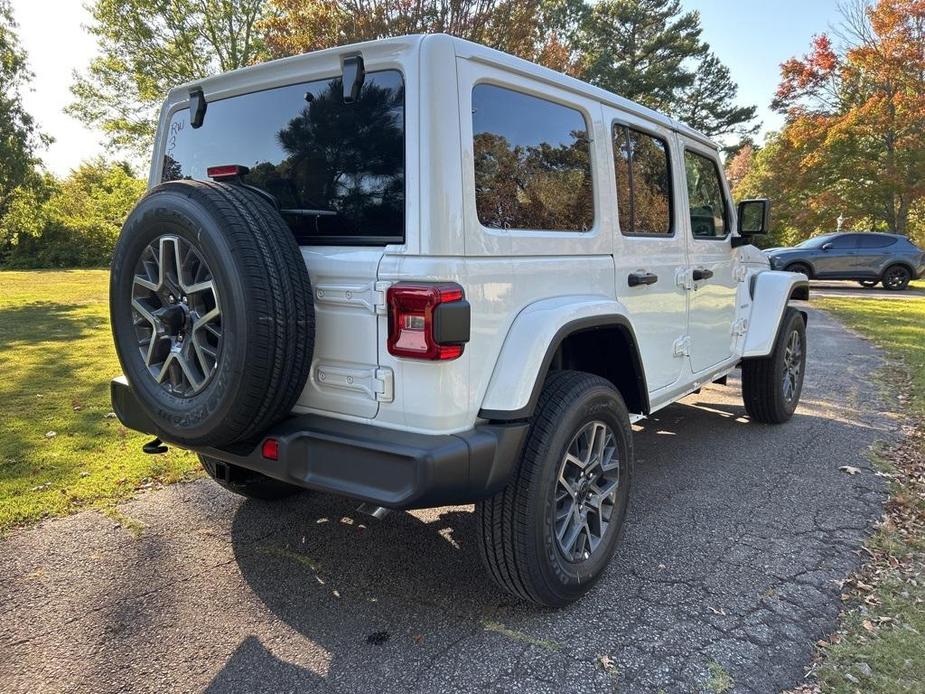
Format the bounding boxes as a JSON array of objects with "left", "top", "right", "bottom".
[
  {"left": 554, "top": 421, "right": 621, "bottom": 562},
  {"left": 130, "top": 235, "right": 222, "bottom": 397},
  {"left": 782, "top": 329, "right": 802, "bottom": 403},
  {"left": 885, "top": 268, "right": 907, "bottom": 288}
]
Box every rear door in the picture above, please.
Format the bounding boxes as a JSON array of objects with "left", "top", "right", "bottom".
[
  {"left": 678, "top": 139, "right": 739, "bottom": 374},
  {"left": 607, "top": 110, "right": 688, "bottom": 391},
  {"left": 160, "top": 69, "right": 406, "bottom": 419},
  {"left": 853, "top": 233, "right": 895, "bottom": 277}
]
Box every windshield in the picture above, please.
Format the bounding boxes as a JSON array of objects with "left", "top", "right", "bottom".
[
  {"left": 794, "top": 234, "right": 836, "bottom": 249},
  {"left": 162, "top": 70, "right": 405, "bottom": 245}
]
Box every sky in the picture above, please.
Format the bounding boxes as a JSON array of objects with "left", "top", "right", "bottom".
[{"left": 11, "top": 0, "right": 845, "bottom": 177}]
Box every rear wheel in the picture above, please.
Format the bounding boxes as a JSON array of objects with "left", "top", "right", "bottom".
[
  {"left": 882, "top": 265, "right": 911, "bottom": 291},
  {"left": 784, "top": 262, "right": 811, "bottom": 277},
  {"left": 858, "top": 280, "right": 879, "bottom": 288},
  {"left": 742, "top": 307, "right": 806, "bottom": 424},
  {"left": 476, "top": 371, "right": 633, "bottom": 607},
  {"left": 200, "top": 455, "right": 303, "bottom": 500}
]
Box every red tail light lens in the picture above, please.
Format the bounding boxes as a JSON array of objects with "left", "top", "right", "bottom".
[
  {"left": 206, "top": 164, "right": 250, "bottom": 180},
  {"left": 387, "top": 283, "right": 467, "bottom": 360},
  {"left": 261, "top": 438, "right": 279, "bottom": 460}
]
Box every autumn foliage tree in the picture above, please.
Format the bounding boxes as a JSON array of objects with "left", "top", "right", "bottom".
[
  {"left": 261, "top": 0, "right": 575, "bottom": 71},
  {"left": 738, "top": 0, "right": 925, "bottom": 244}
]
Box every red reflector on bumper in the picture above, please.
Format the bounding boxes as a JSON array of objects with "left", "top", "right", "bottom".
[{"left": 261, "top": 438, "right": 279, "bottom": 460}]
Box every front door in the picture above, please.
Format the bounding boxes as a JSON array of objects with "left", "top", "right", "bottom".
[
  {"left": 680, "top": 140, "right": 739, "bottom": 374},
  {"left": 607, "top": 110, "right": 688, "bottom": 391},
  {"left": 813, "top": 233, "right": 859, "bottom": 277}
]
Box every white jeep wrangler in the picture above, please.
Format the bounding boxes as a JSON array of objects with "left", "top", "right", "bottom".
[{"left": 109, "top": 35, "right": 809, "bottom": 607}]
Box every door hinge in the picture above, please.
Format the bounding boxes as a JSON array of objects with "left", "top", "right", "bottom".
[
  {"left": 732, "top": 318, "right": 748, "bottom": 337},
  {"left": 374, "top": 367, "right": 394, "bottom": 402},
  {"left": 675, "top": 268, "right": 694, "bottom": 291},
  {"left": 673, "top": 335, "right": 691, "bottom": 357},
  {"left": 373, "top": 280, "right": 391, "bottom": 315},
  {"left": 733, "top": 265, "right": 748, "bottom": 282}
]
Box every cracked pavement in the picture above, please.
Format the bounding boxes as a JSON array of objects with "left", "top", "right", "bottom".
[{"left": 0, "top": 308, "right": 899, "bottom": 693}]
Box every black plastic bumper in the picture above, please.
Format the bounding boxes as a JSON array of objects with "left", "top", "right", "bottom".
[{"left": 110, "top": 377, "right": 528, "bottom": 510}]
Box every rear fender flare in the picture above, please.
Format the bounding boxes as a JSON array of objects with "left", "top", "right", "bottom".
[{"left": 479, "top": 296, "right": 648, "bottom": 420}]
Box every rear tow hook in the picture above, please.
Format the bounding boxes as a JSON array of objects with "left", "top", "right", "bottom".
[{"left": 142, "top": 437, "right": 169, "bottom": 455}]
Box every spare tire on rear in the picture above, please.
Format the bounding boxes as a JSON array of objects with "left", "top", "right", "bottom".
[{"left": 110, "top": 180, "right": 314, "bottom": 447}]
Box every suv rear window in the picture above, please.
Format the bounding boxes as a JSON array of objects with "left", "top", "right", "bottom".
[
  {"left": 472, "top": 84, "right": 594, "bottom": 231},
  {"left": 162, "top": 70, "right": 405, "bottom": 245}
]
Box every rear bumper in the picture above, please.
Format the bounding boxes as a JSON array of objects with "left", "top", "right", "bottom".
[{"left": 111, "top": 377, "right": 527, "bottom": 510}]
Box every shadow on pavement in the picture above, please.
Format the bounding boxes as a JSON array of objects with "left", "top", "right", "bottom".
[{"left": 204, "top": 384, "right": 888, "bottom": 692}]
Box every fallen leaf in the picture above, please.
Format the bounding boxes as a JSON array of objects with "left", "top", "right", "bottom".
[
  {"left": 839, "top": 465, "right": 862, "bottom": 475},
  {"left": 45, "top": 431, "right": 57, "bottom": 438},
  {"left": 597, "top": 655, "right": 617, "bottom": 674}
]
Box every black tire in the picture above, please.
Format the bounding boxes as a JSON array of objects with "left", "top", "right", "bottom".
[
  {"left": 784, "top": 262, "right": 812, "bottom": 278},
  {"left": 881, "top": 264, "right": 911, "bottom": 291},
  {"left": 476, "top": 371, "right": 633, "bottom": 607},
  {"left": 858, "top": 280, "right": 879, "bottom": 288},
  {"left": 110, "top": 180, "right": 314, "bottom": 447},
  {"left": 742, "top": 307, "right": 806, "bottom": 424},
  {"left": 200, "top": 455, "right": 302, "bottom": 500}
]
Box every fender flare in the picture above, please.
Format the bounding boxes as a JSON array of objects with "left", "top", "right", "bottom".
[
  {"left": 478, "top": 296, "right": 649, "bottom": 420},
  {"left": 743, "top": 271, "right": 810, "bottom": 358}
]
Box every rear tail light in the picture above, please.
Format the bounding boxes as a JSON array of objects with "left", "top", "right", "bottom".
[{"left": 387, "top": 283, "right": 470, "bottom": 360}]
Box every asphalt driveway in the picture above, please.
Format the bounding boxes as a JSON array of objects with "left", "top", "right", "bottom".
[
  {"left": 0, "top": 308, "right": 899, "bottom": 693},
  {"left": 809, "top": 279, "right": 925, "bottom": 299}
]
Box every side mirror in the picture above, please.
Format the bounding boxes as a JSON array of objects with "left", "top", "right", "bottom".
[
  {"left": 821, "top": 242, "right": 833, "bottom": 251},
  {"left": 732, "top": 199, "right": 770, "bottom": 248}
]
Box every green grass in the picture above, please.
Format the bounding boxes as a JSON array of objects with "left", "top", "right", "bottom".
[
  {"left": 0, "top": 270, "right": 199, "bottom": 532},
  {"left": 814, "top": 294, "right": 925, "bottom": 692}
]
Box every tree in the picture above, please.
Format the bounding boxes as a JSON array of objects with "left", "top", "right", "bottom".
[
  {"left": 2, "top": 159, "right": 146, "bottom": 268},
  {"left": 574, "top": 0, "right": 756, "bottom": 137},
  {"left": 261, "top": 0, "right": 576, "bottom": 72},
  {"left": 0, "top": 0, "right": 47, "bottom": 224},
  {"left": 69, "top": 0, "right": 269, "bottom": 154},
  {"left": 764, "top": 0, "right": 925, "bottom": 241}
]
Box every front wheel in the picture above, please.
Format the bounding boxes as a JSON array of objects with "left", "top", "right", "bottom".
[
  {"left": 741, "top": 307, "right": 807, "bottom": 424},
  {"left": 882, "top": 265, "right": 911, "bottom": 291},
  {"left": 784, "top": 262, "right": 811, "bottom": 278},
  {"left": 476, "top": 371, "right": 633, "bottom": 607}
]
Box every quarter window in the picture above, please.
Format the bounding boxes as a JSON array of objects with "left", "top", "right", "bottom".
[
  {"left": 856, "top": 234, "right": 895, "bottom": 249},
  {"left": 472, "top": 85, "right": 594, "bottom": 231},
  {"left": 613, "top": 125, "right": 672, "bottom": 235},
  {"left": 684, "top": 150, "right": 728, "bottom": 239}
]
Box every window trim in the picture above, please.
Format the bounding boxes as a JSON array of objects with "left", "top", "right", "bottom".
[
  {"left": 612, "top": 121, "right": 676, "bottom": 238},
  {"left": 159, "top": 68, "right": 408, "bottom": 247},
  {"left": 682, "top": 147, "right": 731, "bottom": 242},
  {"left": 470, "top": 81, "right": 597, "bottom": 234}
]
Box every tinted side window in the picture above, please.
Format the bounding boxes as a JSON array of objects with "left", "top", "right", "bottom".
[
  {"left": 472, "top": 85, "right": 594, "bottom": 231},
  {"left": 684, "top": 150, "right": 727, "bottom": 239},
  {"left": 857, "top": 234, "right": 896, "bottom": 249},
  {"left": 613, "top": 125, "right": 672, "bottom": 235},
  {"left": 829, "top": 234, "right": 859, "bottom": 249},
  {"left": 163, "top": 70, "right": 405, "bottom": 245}
]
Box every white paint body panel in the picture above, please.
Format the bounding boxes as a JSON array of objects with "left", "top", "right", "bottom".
[
  {"left": 148, "top": 34, "right": 802, "bottom": 436},
  {"left": 743, "top": 271, "right": 809, "bottom": 358}
]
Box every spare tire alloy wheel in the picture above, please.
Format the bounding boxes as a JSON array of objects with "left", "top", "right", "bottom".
[
  {"left": 555, "top": 421, "right": 621, "bottom": 562},
  {"left": 132, "top": 235, "right": 222, "bottom": 397}
]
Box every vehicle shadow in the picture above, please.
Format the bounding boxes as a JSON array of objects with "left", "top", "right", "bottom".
[{"left": 209, "top": 387, "right": 889, "bottom": 692}]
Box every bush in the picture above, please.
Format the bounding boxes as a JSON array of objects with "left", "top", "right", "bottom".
[{"left": 0, "top": 158, "right": 145, "bottom": 268}]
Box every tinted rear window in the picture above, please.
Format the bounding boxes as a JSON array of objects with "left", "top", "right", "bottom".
[
  {"left": 162, "top": 70, "right": 405, "bottom": 245},
  {"left": 856, "top": 234, "right": 896, "bottom": 248},
  {"left": 472, "top": 84, "right": 594, "bottom": 231}
]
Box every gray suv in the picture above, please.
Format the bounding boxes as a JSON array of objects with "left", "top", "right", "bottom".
[{"left": 766, "top": 232, "right": 925, "bottom": 290}]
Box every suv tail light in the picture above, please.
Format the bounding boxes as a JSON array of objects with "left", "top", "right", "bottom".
[{"left": 387, "top": 283, "right": 470, "bottom": 360}]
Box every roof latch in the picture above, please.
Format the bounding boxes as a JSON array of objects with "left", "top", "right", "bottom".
[{"left": 341, "top": 54, "right": 365, "bottom": 103}]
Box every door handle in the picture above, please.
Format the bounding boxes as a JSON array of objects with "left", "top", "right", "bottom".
[
  {"left": 628, "top": 272, "right": 659, "bottom": 287},
  {"left": 692, "top": 268, "right": 714, "bottom": 281}
]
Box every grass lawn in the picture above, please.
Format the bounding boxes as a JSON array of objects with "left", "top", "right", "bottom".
[
  {"left": 0, "top": 270, "right": 198, "bottom": 532},
  {"left": 813, "top": 294, "right": 925, "bottom": 692}
]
